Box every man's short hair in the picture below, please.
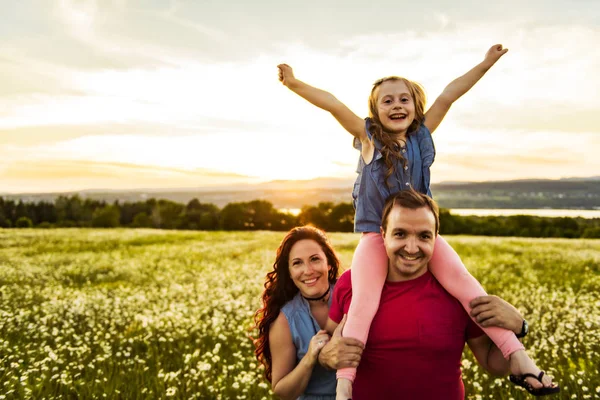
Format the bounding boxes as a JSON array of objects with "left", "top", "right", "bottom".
[{"left": 381, "top": 189, "right": 440, "bottom": 234}]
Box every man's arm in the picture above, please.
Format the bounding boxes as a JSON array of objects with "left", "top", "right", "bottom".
[
  {"left": 467, "top": 335, "right": 509, "bottom": 376},
  {"left": 466, "top": 294, "right": 526, "bottom": 376},
  {"left": 424, "top": 44, "right": 508, "bottom": 134},
  {"left": 319, "top": 316, "right": 364, "bottom": 370}
]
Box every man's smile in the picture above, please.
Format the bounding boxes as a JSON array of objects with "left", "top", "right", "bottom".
[{"left": 396, "top": 251, "right": 424, "bottom": 261}]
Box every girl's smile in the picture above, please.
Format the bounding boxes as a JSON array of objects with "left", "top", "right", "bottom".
[{"left": 376, "top": 80, "right": 416, "bottom": 135}]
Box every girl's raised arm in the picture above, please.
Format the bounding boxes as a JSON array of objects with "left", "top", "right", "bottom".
[
  {"left": 278, "top": 64, "right": 366, "bottom": 140},
  {"left": 424, "top": 44, "right": 508, "bottom": 134}
]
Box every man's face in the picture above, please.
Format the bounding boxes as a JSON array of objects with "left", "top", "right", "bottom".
[{"left": 381, "top": 205, "right": 436, "bottom": 282}]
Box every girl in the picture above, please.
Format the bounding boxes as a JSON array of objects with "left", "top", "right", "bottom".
[{"left": 278, "top": 44, "right": 559, "bottom": 398}]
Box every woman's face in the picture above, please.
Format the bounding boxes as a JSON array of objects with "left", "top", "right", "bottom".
[{"left": 288, "top": 239, "right": 331, "bottom": 298}]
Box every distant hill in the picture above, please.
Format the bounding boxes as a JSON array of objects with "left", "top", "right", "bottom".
[
  {"left": 431, "top": 178, "right": 600, "bottom": 209},
  {"left": 2, "top": 177, "right": 599, "bottom": 210}
]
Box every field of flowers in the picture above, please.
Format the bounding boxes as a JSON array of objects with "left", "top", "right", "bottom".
[{"left": 0, "top": 228, "right": 599, "bottom": 399}]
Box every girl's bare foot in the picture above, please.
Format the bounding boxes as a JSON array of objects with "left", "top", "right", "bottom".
[
  {"left": 509, "top": 350, "right": 556, "bottom": 389},
  {"left": 336, "top": 378, "right": 352, "bottom": 400}
]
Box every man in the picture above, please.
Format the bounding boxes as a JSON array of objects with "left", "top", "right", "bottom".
[{"left": 320, "top": 190, "right": 544, "bottom": 399}]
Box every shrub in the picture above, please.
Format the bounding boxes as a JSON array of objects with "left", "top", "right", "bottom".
[{"left": 15, "top": 217, "right": 33, "bottom": 228}]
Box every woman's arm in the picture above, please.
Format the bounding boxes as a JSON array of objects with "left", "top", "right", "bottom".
[
  {"left": 278, "top": 64, "right": 366, "bottom": 140},
  {"left": 424, "top": 44, "right": 509, "bottom": 134},
  {"left": 270, "top": 312, "right": 330, "bottom": 400},
  {"left": 467, "top": 335, "right": 510, "bottom": 376}
]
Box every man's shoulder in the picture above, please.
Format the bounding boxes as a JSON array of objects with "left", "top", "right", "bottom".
[
  {"left": 330, "top": 270, "right": 353, "bottom": 323},
  {"left": 423, "top": 273, "right": 476, "bottom": 331},
  {"left": 337, "top": 269, "right": 352, "bottom": 287},
  {"left": 336, "top": 269, "right": 352, "bottom": 285}
]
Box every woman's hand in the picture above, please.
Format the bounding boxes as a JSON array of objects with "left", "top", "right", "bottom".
[
  {"left": 277, "top": 64, "right": 296, "bottom": 87},
  {"left": 306, "top": 329, "right": 330, "bottom": 365}
]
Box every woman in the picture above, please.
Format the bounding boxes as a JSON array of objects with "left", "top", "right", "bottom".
[{"left": 253, "top": 226, "right": 343, "bottom": 400}]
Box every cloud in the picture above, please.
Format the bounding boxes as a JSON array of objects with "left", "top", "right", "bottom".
[
  {"left": 1, "top": 159, "right": 251, "bottom": 179},
  {"left": 0, "top": 124, "right": 186, "bottom": 146},
  {"left": 431, "top": 129, "right": 598, "bottom": 182},
  {"left": 0, "top": 54, "right": 289, "bottom": 130},
  {"left": 0, "top": 159, "right": 256, "bottom": 193},
  {"left": 434, "top": 13, "right": 450, "bottom": 29},
  {"left": 1, "top": 6, "right": 599, "bottom": 189},
  {"left": 0, "top": 118, "right": 276, "bottom": 147},
  {"left": 454, "top": 106, "right": 600, "bottom": 134},
  {"left": 54, "top": 0, "right": 233, "bottom": 66},
  {"left": 0, "top": 52, "right": 86, "bottom": 98},
  {"left": 4, "top": 8, "right": 599, "bottom": 134},
  {"left": 147, "top": 5, "right": 231, "bottom": 44}
]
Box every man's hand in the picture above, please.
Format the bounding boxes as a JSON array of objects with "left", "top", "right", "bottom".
[
  {"left": 469, "top": 295, "right": 523, "bottom": 334},
  {"left": 318, "top": 315, "right": 364, "bottom": 370}
]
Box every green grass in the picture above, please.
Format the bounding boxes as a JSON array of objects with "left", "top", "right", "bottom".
[{"left": 0, "top": 229, "right": 599, "bottom": 399}]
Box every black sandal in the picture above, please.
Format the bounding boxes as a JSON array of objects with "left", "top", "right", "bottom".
[{"left": 509, "top": 371, "right": 560, "bottom": 396}]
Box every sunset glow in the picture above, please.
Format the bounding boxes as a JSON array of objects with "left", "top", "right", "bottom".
[{"left": 1, "top": 0, "right": 598, "bottom": 193}]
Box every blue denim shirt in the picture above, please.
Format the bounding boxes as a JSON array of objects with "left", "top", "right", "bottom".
[
  {"left": 281, "top": 287, "right": 336, "bottom": 400},
  {"left": 352, "top": 118, "right": 435, "bottom": 233}
]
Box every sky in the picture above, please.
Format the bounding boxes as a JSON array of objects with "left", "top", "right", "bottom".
[{"left": 1, "top": 0, "right": 599, "bottom": 193}]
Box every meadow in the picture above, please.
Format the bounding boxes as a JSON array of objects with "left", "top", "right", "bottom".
[{"left": 0, "top": 229, "right": 599, "bottom": 399}]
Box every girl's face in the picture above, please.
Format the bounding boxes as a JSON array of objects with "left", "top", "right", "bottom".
[
  {"left": 288, "top": 239, "right": 331, "bottom": 298},
  {"left": 376, "top": 80, "right": 416, "bottom": 135}
]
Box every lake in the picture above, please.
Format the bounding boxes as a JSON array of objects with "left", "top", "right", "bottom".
[
  {"left": 448, "top": 208, "right": 600, "bottom": 218},
  {"left": 279, "top": 208, "right": 600, "bottom": 219}
]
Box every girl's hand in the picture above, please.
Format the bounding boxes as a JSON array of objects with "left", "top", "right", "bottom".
[
  {"left": 483, "top": 44, "right": 509, "bottom": 66},
  {"left": 277, "top": 63, "right": 295, "bottom": 87},
  {"left": 307, "top": 329, "right": 330, "bottom": 364}
]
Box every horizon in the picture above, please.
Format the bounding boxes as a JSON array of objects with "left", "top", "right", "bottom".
[
  {"left": 1, "top": 174, "right": 598, "bottom": 196},
  {"left": 1, "top": 1, "right": 599, "bottom": 193}
]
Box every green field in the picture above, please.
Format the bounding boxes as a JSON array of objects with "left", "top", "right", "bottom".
[{"left": 1, "top": 229, "right": 599, "bottom": 399}]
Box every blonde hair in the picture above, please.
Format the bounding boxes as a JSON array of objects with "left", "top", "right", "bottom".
[{"left": 367, "top": 77, "right": 427, "bottom": 187}]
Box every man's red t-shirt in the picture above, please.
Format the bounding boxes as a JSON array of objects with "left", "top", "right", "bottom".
[{"left": 330, "top": 270, "right": 484, "bottom": 400}]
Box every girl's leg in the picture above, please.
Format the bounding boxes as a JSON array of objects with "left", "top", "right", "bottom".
[
  {"left": 430, "top": 236, "right": 557, "bottom": 390},
  {"left": 429, "top": 235, "right": 524, "bottom": 357},
  {"left": 336, "top": 232, "right": 388, "bottom": 382}
]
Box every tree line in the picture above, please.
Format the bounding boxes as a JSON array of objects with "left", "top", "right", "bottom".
[{"left": 1, "top": 195, "right": 599, "bottom": 238}]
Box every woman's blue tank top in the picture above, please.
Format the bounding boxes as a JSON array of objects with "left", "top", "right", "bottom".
[{"left": 280, "top": 287, "right": 336, "bottom": 400}]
